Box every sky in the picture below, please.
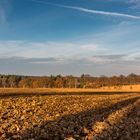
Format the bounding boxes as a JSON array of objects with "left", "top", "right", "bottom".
[{"left": 0, "top": 0, "right": 140, "bottom": 76}]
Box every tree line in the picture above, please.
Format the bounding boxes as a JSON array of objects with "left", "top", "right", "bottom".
[{"left": 0, "top": 73, "right": 140, "bottom": 88}]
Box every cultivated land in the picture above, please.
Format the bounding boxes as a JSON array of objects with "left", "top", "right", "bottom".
[{"left": 0, "top": 88, "right": 140, "bottom": 140}]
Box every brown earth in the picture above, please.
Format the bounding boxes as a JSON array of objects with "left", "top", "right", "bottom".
[{"left": 0, "top": 93, "right": 140, "bottom": 140}]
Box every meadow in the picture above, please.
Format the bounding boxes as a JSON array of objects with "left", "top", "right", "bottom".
[{"left": 0, "top": 84, "right": 140, "bottom": 96}]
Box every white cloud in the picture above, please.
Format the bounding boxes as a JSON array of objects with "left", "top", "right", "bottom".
[
  {"left": 0, "top": 20, "right": 139, "bottom": 59},
  {"left": 127, "top": 0, "right": 140, "bottom": 4},
  {"left": 126, "top": 0, "right": 140, "bottom": 9},
  {"left": 81, "top": 44, "right": 98, "bottom": 50},
  {"left": 0, "top": 53, "right": 139, "bottom": 76},
  {"left": 0, "top": 40, "right": 104, "bottom": 58},
  {"left": 0, "top": 52, "right": 139, "bottom": 65},
  {"left": 73, "top": 6, "right": 140, "bottom": 19},
  {"left": 109, "top": 0, "right": 140, "bottom": 9},
  {"left": 31, "top": 0, "right": 140, "bottom": 19},
  {"left": 74, "top": 21, "right": 140, "bottom": 56}
]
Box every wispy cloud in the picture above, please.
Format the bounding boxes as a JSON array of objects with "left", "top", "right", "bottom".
[
  {"left": 75, "top": 21, "right": 140, "bottom": 55},
  {"left": 0, "top": 53, "right": 139, "bottom": 76},
  {"left": 0, "top": 6, "right": 6, "bottom": 24},
  {"left": 81, "top": 44, "right": 98, "bottom": 50},
  {"left": 127, "top": 0, "right": 140, "bottom": 8},
  {"left": 0, "top": 52, "right": 139, "bottom": 65},
  {"left": 0, "top": 40, "right": 104, "bottom": 58},
  {"left": 109, "top": 0, "right": 140, "bottom": 9},
  {"left": 0, "top": 0, "right": 11, "bottom": 24},
  {"left": 31, "top": 0, "right": 140, "bottom": 19}
]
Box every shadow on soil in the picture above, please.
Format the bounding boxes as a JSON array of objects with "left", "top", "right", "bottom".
[
  {"left": 5, "top": 96, "right": 139, "bottom": 140},
  {"left": 94, "top": 98, "right": 140, "bottom": 140}
]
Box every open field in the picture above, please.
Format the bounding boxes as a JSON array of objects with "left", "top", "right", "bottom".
[
  {"left": 0, "top": 92, "right": 140, "bottom": 140},
  {"left": 0, "top": 84, "right": 140, "bottom": 96}
]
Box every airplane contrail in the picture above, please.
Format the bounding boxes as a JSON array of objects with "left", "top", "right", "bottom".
[{"left": 30, "top": 0, "right": 140, "bottom": 19}]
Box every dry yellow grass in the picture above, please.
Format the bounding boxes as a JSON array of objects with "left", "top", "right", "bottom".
[
  {"left": 99, "top": 84, "right": 140, "bottom": 91},
  {"left": 0, "top": 85, "right": 140, "bottom": 95},
  {"left": 0, "top": 84, "right": 139, "bottom": 96},
  {"left": 0, "top": 85, "right": 140, "bottom": 93}
]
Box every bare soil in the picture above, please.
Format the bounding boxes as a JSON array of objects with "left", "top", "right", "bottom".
[{"left": 0, "top": 93, "right": 140, "bottom": 140}]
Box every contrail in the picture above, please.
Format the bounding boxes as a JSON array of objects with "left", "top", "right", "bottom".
[{"left": 30, "top": 0, "right": 140, "bottom": 19}]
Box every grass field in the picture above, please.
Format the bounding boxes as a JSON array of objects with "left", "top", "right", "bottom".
[
  {"left": 0, "top": 87, "right": 140, "bottom": 139},
  {"left": 0, "top": 84, "right": 140, "bottom": 96}
]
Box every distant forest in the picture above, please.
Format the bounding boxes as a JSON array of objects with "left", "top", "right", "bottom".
[{"left": 0, "top": 73, "right": 140, "bottom": 88}]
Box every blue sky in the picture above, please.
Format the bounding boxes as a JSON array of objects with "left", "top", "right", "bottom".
[{"left": 0, "top": 0, "right": 140, "bottom": 76}]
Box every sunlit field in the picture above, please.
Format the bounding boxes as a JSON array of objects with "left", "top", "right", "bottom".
[
  {"left": 0, "top": 88, "right": 140, "bottom": 139},
  {"left": 0, "top": 84, "right": 140, "bottom": 96},
  {"left": 1, "top": 0, "right": 140, "bottom": 139}
]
